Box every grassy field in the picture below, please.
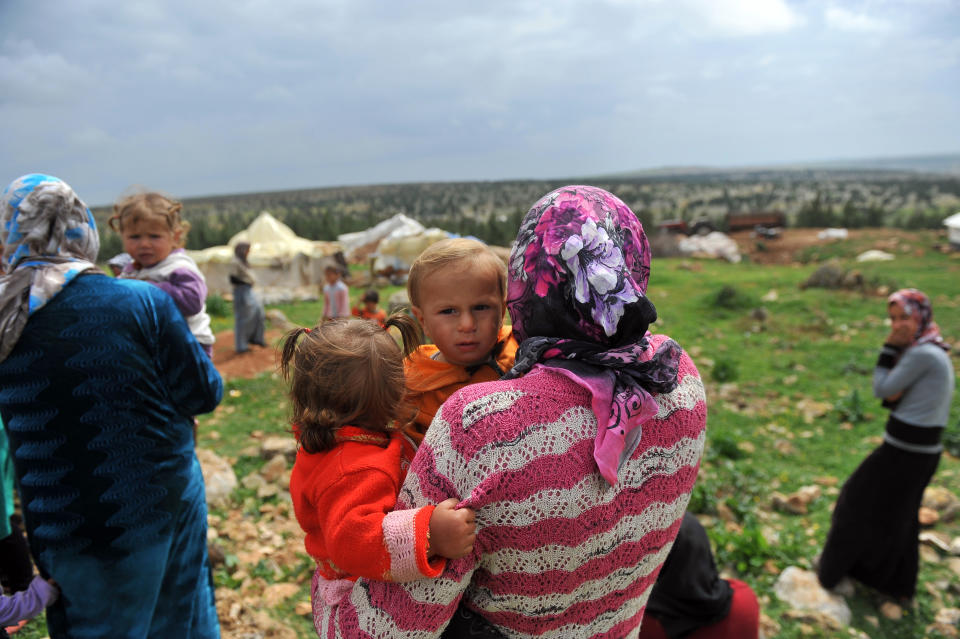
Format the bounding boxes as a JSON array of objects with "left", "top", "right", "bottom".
[{"left": 17, "top": 230, "right": 960, "bottom": 638}]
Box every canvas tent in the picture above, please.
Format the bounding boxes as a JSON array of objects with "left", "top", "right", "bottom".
[
  {"left": 944, "top": 212, "right": 960, "bottom": 249},
  {"left": 338, "top": 213, "right": 452, "bottom": 274},
  {"left": 189, "top": 211, "right": 340, "bottom": 301}
]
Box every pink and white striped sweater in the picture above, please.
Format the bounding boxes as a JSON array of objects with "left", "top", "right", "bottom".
[{"left": 314, "top": 333, "right": 706, "bottom": 638}]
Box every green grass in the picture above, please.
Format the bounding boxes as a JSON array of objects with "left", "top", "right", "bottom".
[{"left": 23, "top": 237, "right": 956, "bottom": 638}]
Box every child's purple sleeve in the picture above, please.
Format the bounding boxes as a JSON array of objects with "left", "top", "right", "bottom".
[
  {"left": 153, "top": 268, "right": 208, "bottom": 316},
  {"left": 0, "top": 575, "right": 58, "bottom": 625}
]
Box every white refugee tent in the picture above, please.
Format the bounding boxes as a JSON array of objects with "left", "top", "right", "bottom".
[
  {"left": 338, "top": 213, "right": 453, "bottom": 273},
  {"left": 189, "top": 211, "right": 341, "bottom": 299},
  {"left": 944, "top": 212, "right": 960, "bottom": 249},
  {"left": 676, "top": 231, "right": 741, "bottom": 263},
  {"left": 338, "top": 214, "right": 427, "bottom": 262}
]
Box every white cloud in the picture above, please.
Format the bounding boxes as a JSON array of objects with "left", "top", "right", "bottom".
[
  {"left": 682, "top": 0, "right": 803, "bottom": 36},
  {"left": 824, "top": 6, "right": 892, "bottom": 33}
]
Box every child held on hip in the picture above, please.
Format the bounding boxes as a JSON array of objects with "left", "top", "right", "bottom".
[
  {"left": 403, "top": 238, "right": 518, "bottom": 443},
  {"left": 109, "top": 192, "right": 215, "bottom": 358},
  {"left": 284, "top": 315, "right": 476, "bottom": 606}
]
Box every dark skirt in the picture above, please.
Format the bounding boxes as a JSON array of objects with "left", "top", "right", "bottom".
[
  {"left": 232, "top": 283, "right": 266, "bottom": 352},
  {"left": 817, "top": 427, "right": 940, "bottom": 599}
]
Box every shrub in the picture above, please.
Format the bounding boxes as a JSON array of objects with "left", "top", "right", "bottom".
[
  {"left": 711, "top": 285, "right": 755, "bottom": 311},
  {"left": 711, "top": 359, "right": 739, "bottom": 382},
  {"left": 207, "top": 294, "right": 231, "bottom": 318},
  {"left": 835, "top": 389, "right": 866, "bottom": 424}
]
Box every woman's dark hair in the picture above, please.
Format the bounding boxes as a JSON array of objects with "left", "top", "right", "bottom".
[{"left": 279, "top": 313, "right": 421, "bottom": 453}]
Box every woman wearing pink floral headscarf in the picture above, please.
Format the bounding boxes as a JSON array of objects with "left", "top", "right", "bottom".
[
  {"left": 818, "top": 288, "right": 954, "bottom": 601},
  {"left": 312, "top": 185, "right": 707, "bottom": 638}
]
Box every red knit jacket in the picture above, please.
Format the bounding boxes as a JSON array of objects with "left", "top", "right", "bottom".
[{"left": 289, "top": 426, "right": 444, "bottom": 582}]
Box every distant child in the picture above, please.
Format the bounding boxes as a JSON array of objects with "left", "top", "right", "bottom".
[
  {"left": 321, "top": 265, "right": 350, "bottom": 321},
  {"left": 0, "top": 575, "right": 58, "bottom": 638},
  {"left": 404, "top": 238, "right": 518, "bottom": 443},
  {"left": 109, "top": 193, "right": 215, "bottom": 357},
  {"left": 283, "top": 317, "right": 476, "bottom": 612},
  {"left": 351, "top": 289, "right": 387, "bottom": 328}
]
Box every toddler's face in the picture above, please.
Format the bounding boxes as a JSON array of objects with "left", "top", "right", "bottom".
[
  {"left": 324, "top": 269, "right": 340, "bottom": 285},
  {"left": 412, "top": 265, "right": 504, "bottom": 368},
  {"left": 121, "top": 219, "right": 179, "bottom": 269}
]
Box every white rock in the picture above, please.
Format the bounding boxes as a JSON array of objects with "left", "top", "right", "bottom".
[
  {"left": 196, "top": 448, "right": 238, "bottom": 508},
  {"left": 261, "top": 436, "right": 297, "bottom": 461},
  {"left": 774, "top": 566, "right": 852, "bottom": 627}
]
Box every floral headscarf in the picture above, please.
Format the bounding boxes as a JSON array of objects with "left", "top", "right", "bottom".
[
  {"left": 888, "top": 288, "right": 949, "bottom": 351},
  {"left": 0, "top": 174, "right": 101, "bottom": 363},
  {"left": 504, "top": 185, "right": 682, "bottom": 485}
]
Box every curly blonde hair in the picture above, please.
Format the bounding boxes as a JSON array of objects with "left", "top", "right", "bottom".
[{"left": 108, "top": 192, "right": 190, "bottom": 246}]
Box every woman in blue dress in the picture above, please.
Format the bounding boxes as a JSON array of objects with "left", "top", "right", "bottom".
[{"left": 0, "top": 174, "right": 223, "bottom": 638}]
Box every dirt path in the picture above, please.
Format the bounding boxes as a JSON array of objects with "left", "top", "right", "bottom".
[{"left": 211, "top": 329, "right": 285, "bottom": 380}]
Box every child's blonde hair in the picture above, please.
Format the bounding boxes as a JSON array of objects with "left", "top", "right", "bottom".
[
  {"left": 108, "top": 192, "right": 190, "bottom": 246},
  {"left": 406, "top": 238, "right": 507, "bottom": 308},
  {"left": 280, "top": 314, "right": 421, "bottom": 454}
]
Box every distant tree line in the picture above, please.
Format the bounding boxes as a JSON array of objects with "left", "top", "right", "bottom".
[{"left": 91, "top": 172, "right": 959, "bottom": 257}]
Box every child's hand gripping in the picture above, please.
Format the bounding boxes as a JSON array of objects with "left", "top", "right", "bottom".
[{"left": 428, "top": 498, "right": 477, "bottom": 560}]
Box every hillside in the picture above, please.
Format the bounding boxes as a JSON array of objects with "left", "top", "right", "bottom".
[{"left": 90, "top": 167, "right": 960, "bottom": 259}]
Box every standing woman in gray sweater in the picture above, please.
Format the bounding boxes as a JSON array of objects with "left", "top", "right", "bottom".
[{"left": 818, "top": 288, "right": 954, "bottom": 601}]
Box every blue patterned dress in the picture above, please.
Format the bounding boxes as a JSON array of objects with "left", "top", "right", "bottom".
[{"left": 0, "top": 274, "right": 222, "bottom": 638}]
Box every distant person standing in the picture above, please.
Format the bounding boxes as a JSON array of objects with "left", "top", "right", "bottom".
[
  {"left": 818, "top": 288, "right": 954, "bottom": 601},
  {"left": 321, "top": 265, "right": 350, "bottom": 321},
  {"left": 229, "top": 241, "right": 267, "bottom": 353}
]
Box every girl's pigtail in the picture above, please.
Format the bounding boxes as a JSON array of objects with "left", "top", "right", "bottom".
[
  {"left": 107, "top": 204, "right": 124, "bottom": 234},
  {"left": 299, "top": 407, "right": 340, "bottom": 454},
  {"left": 279, "top": 326, "right": 312, "bottom": 382},
  {"left": 385, "top": 311, "right": 421, "bottom": 358}
]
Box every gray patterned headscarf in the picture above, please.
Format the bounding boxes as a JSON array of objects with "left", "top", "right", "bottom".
[{"left": 0, "top": 174, "right": 101, "bottom": 363}]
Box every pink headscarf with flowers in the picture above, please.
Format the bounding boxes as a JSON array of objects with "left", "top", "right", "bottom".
[
  {"left": 888, "top": 288, "right": 950, "bottom": 351},
  {"left": 504, "top": 185, "right": 682, "bottom": 485}
]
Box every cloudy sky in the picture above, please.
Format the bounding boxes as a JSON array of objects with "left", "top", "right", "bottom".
[{"left": 2, "top": 0, "right": 958, "bottom": 205}]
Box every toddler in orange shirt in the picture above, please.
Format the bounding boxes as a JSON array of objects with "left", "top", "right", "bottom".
[
  {"left": 404, "top": 238, "right": 518, "bottom": 443},
  {"left": 283, "top": 315, "right": 476, "bottom": 612}
]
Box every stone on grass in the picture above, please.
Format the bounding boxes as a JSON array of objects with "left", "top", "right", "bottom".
[
  {"left": 261, "top": 436, "right": 297, "bottom": 461},
  {"left": 260, "top": 454, "right": 288, "bottom": 483},
  {"left": 197, "top": 448, "right": 238, "bottom": 508},
  {"left": 774, "top": 566, "right": 851, "bottom": 627}
]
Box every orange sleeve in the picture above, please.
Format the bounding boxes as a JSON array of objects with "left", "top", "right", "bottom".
[{"left": 316, "top": 469, "right": 441, "bottom": 581}]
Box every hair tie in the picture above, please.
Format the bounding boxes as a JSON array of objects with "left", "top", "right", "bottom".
[{"left": 304, "top": 328, "right": 312, "bottom": 334}]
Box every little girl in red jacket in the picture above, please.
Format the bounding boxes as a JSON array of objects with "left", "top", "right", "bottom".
[{"left": 283, "top": 314, "right": 477, "bottom": 618}]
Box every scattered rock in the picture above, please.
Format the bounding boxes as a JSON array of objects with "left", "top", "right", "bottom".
[
  {"left": 260, "top": 455, "right": 288, "bottom": 483},
  {"left": 262, "top": 582, "right": 300, "bottom": 607},
  {"left": 772, "top": 486, "right": 820, "bottom": 515},
  {"left": 387, "top": 290, "right": 410, "bottom": 314},
  {"left": 920, "top": 531, "right": 953, "bottom": 552},
  {"left": 879, "top": 601, "right": 902, "bottom": 620},
  {"left": 951, "top": 537, "right": 960, "bottom": 556},
  {"left": 197, "top": 448, "right": 239, "bottom": 508},
  {"left": 935, "top": 607, "right": 960, "bottom": 626},
  {"left": 265, "top": 308, "right": 297, "bottom": 331},
  {"left": 261, "top": 436, "right": 297, "bottom": 461},
  {"left": 919, "top": 507, "right": 940, "bottom": 527},
  {"left": 773, "top": 566, "right": 851, "bottom": 627},
  {"left": 716, "top": 502, "right": 738, "bottom": 523},
  {"left": 949, "top": 557, "right": 960, "bottom": 578}
]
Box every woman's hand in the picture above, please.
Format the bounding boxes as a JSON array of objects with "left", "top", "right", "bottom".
[
  {"left": 885, "top": 323, "right": 914, "bottom": 347},
  {"left": 428, "top": 498, "right": 477, "bottom": 560}
]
